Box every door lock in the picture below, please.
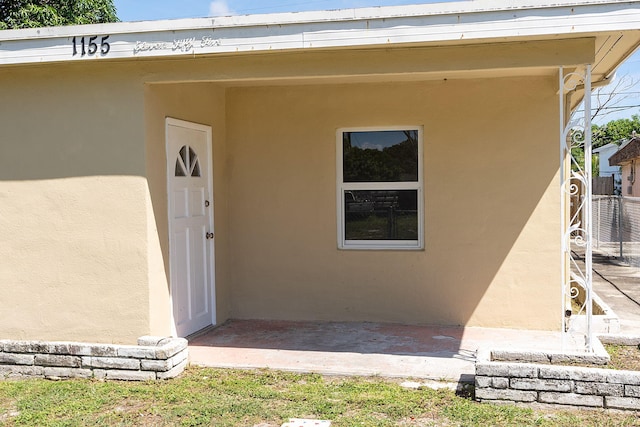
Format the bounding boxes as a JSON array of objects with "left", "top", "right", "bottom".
[
  {"left": 206, "top": 232, "right": 214, "bottom": 239},
  {"left": 205, "top": 200, "right": 210, "bottom": 207}
]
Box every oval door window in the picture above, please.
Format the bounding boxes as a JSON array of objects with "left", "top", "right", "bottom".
[{"left": 175, "top": 145, "right": 201, "bottom": 177}]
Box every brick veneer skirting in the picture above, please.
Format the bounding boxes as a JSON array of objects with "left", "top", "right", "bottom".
[
  {"left": 475, "top": 336, "right": 640, "bottom": 411},
  {"left": 0, "top": 336, "right": 188, "bottom": 381}
]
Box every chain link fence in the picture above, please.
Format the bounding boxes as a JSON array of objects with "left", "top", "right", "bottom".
[{"left": 593, "top": 196, "right": 640, "bottom": 267}]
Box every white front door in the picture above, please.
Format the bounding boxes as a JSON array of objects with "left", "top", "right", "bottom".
[{"left": 166, "top": 118, "right": 215, "bottom": 337}]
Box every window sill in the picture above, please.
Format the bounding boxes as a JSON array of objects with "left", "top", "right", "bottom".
[{"left": 339, "top": 241, "right": 424, "bottom": 251}]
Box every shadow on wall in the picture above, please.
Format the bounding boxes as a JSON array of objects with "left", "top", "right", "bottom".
[
  {"left": 0, "top": 61, "right": 561, "bottom": 341},
  {"left": 0, "top": 62, "right": 153, "bottom": 343},
  {"left": 223, "top": 79, "right": 559, "bottom": 329}
]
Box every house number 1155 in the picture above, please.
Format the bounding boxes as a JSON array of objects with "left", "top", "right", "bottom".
[{"left": 72, "top": 35, "right": 111, "bottom": 57}]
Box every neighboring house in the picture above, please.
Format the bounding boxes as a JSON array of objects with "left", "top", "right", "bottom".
[
  {"left": 1, "top": 0, "right": 640, "bottom": 344},
  {"left": 609, "top": 137, "right": 640, "bottom": 196},
  {"left": 593, "top": 143, "right": 622, "bottom": 194}
]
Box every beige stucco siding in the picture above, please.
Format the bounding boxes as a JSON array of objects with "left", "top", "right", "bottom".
[
  {"left": 226, "top": 77, "right": 560, "bottom": 329},
  {"left": 0, "top": 37, "right": 573, "bottom": 342},
  {"left": 620, "top": 162, "right": 640, "bottom": 196},
  {"left": 0, "top": 64, "right": 231, "bottom": 342},
  {"left": 0, "top": 63, "right": 148, "bottom": 343}
]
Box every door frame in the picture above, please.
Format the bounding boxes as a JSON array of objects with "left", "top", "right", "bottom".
[{"left": 165, "top": 117, "right": 216, "bottom": 337}]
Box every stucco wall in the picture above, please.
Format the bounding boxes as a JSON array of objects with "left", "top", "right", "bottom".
[
  {"left": 620, "top": 162, "right": 640, "bottom": 196},
  {"left": 0, "top": 43, "right": 566, "bottom": 342},
  {"left": 0, "top": 65, "right": 232, "bottom": 343},
  {"left": 0, "top": 62, "right": 149, "bottom": 343},
  {"left": 225, "top": 77, "right": 561, "bottom": 329}
]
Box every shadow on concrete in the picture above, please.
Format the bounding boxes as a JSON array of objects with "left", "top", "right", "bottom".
[
  {"left": 188, "top": 320, "right": 541, "bottom": 381},
  {"left": 187, "top": 319, "right": 572, "bottom": 381},
  {"left": 189, "top": 319, "right": 475, "bottom": 359}
]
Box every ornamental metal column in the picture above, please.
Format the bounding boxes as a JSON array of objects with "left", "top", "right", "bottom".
[{"left": 560, "top": 65, "right": 593, "bottom": 352}]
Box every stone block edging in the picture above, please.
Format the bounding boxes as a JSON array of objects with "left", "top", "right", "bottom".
[
  {"left": 599, "top": 334, "right": 640, "bottom": 346},
  {"left": 0, "top": 336, "right": 187, "bottom": 381},
  {"left": 475, "top": 336, "right": 640, "bottom": 411}
]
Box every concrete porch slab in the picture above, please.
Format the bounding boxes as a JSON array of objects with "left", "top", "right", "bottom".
[{"left": 188, "top": 320, "right": 585, "bottom": 381}]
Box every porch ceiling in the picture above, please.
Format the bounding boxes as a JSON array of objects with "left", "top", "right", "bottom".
[
  {"left": 145, "top": 37, "right": 597, "bottom": 88},
  {"left": 141, "top": 30, "right": 639, "bottom": 105},
  {"left": 591, "top": 31, "right": 640, "bottom": 84}
]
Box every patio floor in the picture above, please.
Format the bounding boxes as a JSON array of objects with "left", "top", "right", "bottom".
[{"left": 188, "top": 320, "right": 583, "bottom": 382}]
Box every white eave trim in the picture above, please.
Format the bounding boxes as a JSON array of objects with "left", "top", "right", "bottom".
[{"left": 1, "top": 0, "right": 640, "bottom": 66}]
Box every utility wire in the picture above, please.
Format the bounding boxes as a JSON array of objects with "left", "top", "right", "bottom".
[
  {"left": 575, "top": 105, "right": 640, "bottom": 114},
  {"left": 592, "top": 92, "right": 640, "bottom": 96}
]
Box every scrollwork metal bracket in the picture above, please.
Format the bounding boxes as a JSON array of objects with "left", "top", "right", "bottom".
[{"left": 559, "top": 65, "right": 593, "bottom": 352}]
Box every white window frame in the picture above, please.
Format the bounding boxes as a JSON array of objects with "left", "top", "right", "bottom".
[{"left": 336, "top": 126, "right": 424, "bottom": 250}]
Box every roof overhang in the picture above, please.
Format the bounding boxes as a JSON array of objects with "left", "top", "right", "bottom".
[
  {"left": 609, "top": 137, "right": 640, "bottom": 165},
  {"left": 1, "top": 0, "right": 640, "bottom": 86}
]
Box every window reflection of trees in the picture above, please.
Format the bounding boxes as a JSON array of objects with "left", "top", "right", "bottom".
[{"left": 343, "top": 130, "right": 418, "bottom": 183}]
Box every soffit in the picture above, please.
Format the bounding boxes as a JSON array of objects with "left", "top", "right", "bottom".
[{"left": 131, "top": 37, "right": 593, "bottom": 87}]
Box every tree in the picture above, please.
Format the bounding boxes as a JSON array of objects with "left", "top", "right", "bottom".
[
  {"left": 592, "top": 114, "right": 640, "bottom": 149},
  {"left": 570, "top": 115, "right": 639, "bottom": 176},
  {"left": 0, "top": 0, "right": 118, "bottom": 30}
]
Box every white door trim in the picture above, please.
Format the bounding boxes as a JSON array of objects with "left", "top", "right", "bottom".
[{"left": 165, "top": 117, "right": 216, "bottom": 337}]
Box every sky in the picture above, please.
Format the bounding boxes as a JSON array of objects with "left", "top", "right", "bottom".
[
  {"left": 112, "top": 0, "right": 459, "bottom": 20},
  {"left": 113, "top": 0, "right": 640, "bottom": 125}
]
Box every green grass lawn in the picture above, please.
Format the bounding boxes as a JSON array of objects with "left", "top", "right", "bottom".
[{"left": 1, "top": 367, "right": 638, "bottom": 426}]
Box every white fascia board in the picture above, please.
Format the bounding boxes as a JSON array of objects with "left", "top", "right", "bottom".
[
  {"left": 593, "top": 143, "right": 619, "bottom": 152},
  {"left": 1, "top": 0, "right": 640, "bottom": 66}
]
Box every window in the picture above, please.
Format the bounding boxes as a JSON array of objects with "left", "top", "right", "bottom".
[
  {"left": 337, "top": 127, "right": 423, "bottom": 250},
  {"left": 175, "top": 145, "right": 201, "bottom": 177}
]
